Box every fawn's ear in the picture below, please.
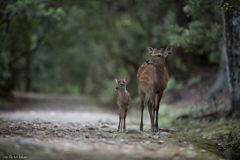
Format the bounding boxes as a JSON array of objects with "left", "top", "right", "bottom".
[
  {"left": 124, "top": 77, "right": 128, "bottom": 83},
  {"left": 164, "top": 46, "right": 172, "bottom": 57},
  {"left": 115, "top": 79, "right": 118, "bottom": 84},
  {"left": 148, "top": 47, "right": 154, "bottom": 54}
]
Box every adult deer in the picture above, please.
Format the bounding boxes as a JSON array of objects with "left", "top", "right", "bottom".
[{"left": 137, "top": 46, "right": 172, "bottom": 132}]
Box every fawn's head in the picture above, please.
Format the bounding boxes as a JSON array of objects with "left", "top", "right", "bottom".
[
  {"left": 115, "top": 77, "right": 128, "bottom": 91},
  {"left": 146, "top": 46, "right": 172, "bottom": 67}
]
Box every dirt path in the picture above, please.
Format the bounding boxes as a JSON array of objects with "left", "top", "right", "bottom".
[
  {"left": 1, "top": 92, "right": 119, "bottom": 125},
  {"left": 0, "top": 93, "right": 221, "bottom": 160}
]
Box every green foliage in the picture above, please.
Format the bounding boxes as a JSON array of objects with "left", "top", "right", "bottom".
[
  {"left": 186, "top": 76, "right": 201, "bottom": 87},
  {"left": 0, "top": 51, "right": 11, "bottom": 79},
  {"left": 168, "top": 0, "right": 223, "bottom": 64},
  {"left": 221, "top": 0, "right": 240, "bottom": 14},
  {"left": 0, "top": 0, "right": 65, "bottom": 98},
  {"left": 165, "top": 78, "right": 183, "bottom": 93},
  {"left": 232, "top": 138, "right": 240, "bottom": 152},
  {"left": 0, "top": 0, "right": 226, "bottom": 103}
]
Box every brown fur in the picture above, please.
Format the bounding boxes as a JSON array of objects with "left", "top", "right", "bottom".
[
  {"left": 137, "top": 46, "right": 172, "bottom": 132},
  {"left": 115, "top": 77, "right": 131, "bottom": 132}
]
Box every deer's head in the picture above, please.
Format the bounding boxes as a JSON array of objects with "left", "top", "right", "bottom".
[
  {"left": 115, "top": 77, "right": 128, "bottom": 91},
  {"left": 146, "top": 46, "right": 172, "bottom": 67}
]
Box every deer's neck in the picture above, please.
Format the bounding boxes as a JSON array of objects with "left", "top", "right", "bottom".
[
  {"left": 154, "top": 65, "right": 165, "bottom": 82},
  {"left": 119, "top": 89, "right": 127, "bottom": 100}
]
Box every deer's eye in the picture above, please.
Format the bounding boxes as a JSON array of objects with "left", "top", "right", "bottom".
[
  {"left": 157, "top": 55, "right": 161, "bottom": 57},
  {"left": 121, "top": 84, "right": 123, "bottom": 85}
]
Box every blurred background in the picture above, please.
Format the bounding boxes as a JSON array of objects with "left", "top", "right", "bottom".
[
  {"left": 1, "top": 1, "right": 240, "bottom": 158},
  {"left": 0, "top": 0, "right": 229, "bottom": 108}
]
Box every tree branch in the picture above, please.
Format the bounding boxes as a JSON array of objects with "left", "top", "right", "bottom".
[{"left": 10, "top": 27, "right": 47, "bottom": 64}]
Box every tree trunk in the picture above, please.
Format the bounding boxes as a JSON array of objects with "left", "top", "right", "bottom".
[
  {"left": 207, "top": 45, "right": 229, "bottom": 99},
  {"left": 84, "top": 65, "right": 93, "bottom": 95},
  {"left": 25, "top": 51, "right": 31, "bottom": 92},
  {"left": 222, "top": 1, "right": 240, "bottom": 118},
  {"left": 174, "top": 0, "right": 191, "bottom": 27},
  {"left": 173, "top": 0, "right": 194, "bottom": 78}
]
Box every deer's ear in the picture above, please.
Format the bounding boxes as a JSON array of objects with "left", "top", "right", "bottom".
[
  {"left": 115, "top": 79, "right": 118, "bottom": 84},
  {"left": 124, "top": 77, "right": 128, "bottom": 83},
  {"left": 147, "top": 47, "right": 154, "bottom": 54},
  {"left": 164, "top": 46, "right": 172, "bottom": 57}
]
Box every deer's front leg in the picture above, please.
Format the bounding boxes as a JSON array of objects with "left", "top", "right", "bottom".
[
  {"left": 117, "top": 106, "right": 121, "bottom": 132},
  {"left": 147, "top": 99, "right": 153, "bottom": 129},
  {"left": 149, "top": 93, "right": 155, "bottom": 132},
  {"left": 118, "top": 114, "right": 121, "bottom": 132},
  {"left": 155, "top": 93, "right": 163, "bottom": 132}
]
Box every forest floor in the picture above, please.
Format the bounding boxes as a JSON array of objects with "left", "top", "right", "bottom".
[{"left": 0, "top": 92, "right": 238, "bottom": 160}]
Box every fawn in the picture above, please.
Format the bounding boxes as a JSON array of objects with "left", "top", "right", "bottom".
[
  {"left": 115, "top": 77, "right": 131, "bottom": 132},
  {"left": 137, "top": 46, "right": 172, "bottom": 132}
]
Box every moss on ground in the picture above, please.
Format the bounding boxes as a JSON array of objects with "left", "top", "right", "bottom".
[
  {"left": 168, "top": 111, "right": 240, "bottom": 158},
  {"left": 172, "top": 132, "right": 222, "bottom": 157},
  {"left": 129, "top": 101, "right": 240, "bottom": 158}
]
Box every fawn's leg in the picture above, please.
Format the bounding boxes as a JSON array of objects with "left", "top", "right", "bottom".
[
  {"left": 117, "top": 106, "right": 121, "bottom": 132},
  {"left": 121, "top": 108, "right": 124, "bottom": 131},
  {"left": 123, "top": 108, "right": 128, "bottom": 131},
  {"left": 118, "top": 114, "right": 121, "bottom": 131}
]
